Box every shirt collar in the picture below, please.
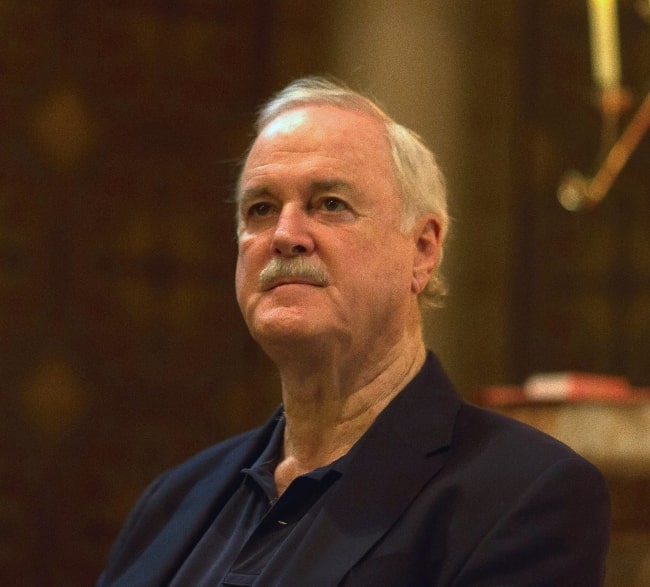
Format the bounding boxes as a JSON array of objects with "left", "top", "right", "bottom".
[{"left": 241, "top": 409, "right": 359, "bottom": 496}]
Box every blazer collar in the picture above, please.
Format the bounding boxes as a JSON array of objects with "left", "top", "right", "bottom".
[{"left": 259, "top": 351, "right": 463, "bottom": 585}]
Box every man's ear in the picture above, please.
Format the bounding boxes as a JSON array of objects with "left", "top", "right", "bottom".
[{"left": 411, "top": 215, "right": 443, "bottom": 295}]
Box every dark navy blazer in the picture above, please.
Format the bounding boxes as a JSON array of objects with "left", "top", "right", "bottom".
[{"left": 98, "top": 353, "right": 610, "bottom": 586}]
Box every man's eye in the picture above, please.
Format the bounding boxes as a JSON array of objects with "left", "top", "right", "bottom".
[
  {"left": 249, "top": 202, "right": 272, "bottom": 217},
  {"left": 321, "top": 198, "right": 347, "bottom": 212}
]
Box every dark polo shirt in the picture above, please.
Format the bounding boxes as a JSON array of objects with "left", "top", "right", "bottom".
[{"left": 170, "top": 413, "right": 352, "bottom": 586}]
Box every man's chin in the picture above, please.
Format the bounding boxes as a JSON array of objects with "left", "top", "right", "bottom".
[
  {"left": 250, "top": 311, "right": 328, "bottom": 344},
  {"left": 253, "top": 321, "right": 319, "bottom": 343}
]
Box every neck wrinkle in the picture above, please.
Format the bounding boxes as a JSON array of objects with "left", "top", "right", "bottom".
[{"left": 277, "top": 339, "right": 426, "bottom": 473}]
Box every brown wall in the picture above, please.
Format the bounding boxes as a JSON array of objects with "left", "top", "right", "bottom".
[{"left": 0, "top": 2, "right": 306, "bottom": 583}]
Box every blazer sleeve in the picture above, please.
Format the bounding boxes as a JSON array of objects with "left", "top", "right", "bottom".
[{"left": 451, "top": 456, "right": 610, "bottom": 587}]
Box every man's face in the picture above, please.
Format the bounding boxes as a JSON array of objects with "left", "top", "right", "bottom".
[{"left": 235, "top": 105, "right": 424, "bottom": 357}]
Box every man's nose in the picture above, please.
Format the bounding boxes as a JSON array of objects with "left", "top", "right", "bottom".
[{"left": 271, "top": 206, "right": 314, "bottom": 256}]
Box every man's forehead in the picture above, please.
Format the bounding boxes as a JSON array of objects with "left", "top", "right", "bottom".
[
  {"left": 259, "top": 104, "right": 385, "bottom": 142},
  {"left": 261, "top": 108, "right": 311, "bottom": 139},
  {"left": 239, "top": 104, "right": 397, "bottom": 198}
]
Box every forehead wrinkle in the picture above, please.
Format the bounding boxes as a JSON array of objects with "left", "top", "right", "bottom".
[{"left": 309, "top": 179, "right": 355, "bottom": 196}]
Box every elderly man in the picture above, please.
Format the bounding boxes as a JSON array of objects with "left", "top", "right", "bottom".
[{"left": 98, "top": 78, "right": 610, "bottom": 586}]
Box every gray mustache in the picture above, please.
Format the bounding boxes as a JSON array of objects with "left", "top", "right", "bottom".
[{"left": 258, "top": 257, "right": 328, "bottom": 290}]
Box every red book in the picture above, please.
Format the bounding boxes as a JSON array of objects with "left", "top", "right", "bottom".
[{"left": 523, "top": 372, "right": 630, "bottom": 401}]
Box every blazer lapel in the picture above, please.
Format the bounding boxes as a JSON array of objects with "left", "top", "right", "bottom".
[{"left": 260, "top": 353, "right": 463, "bottom": 586}]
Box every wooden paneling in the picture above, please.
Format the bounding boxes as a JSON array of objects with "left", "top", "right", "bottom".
[{"left": 0, "top": 2, "right": 324, "bottom": 584}]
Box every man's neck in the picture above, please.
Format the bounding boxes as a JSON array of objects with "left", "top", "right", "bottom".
[{"left": 273, "top": 340, "right": 426, "bottom": 495}]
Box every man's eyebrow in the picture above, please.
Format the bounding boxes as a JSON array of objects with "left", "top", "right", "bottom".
[
  {"left": 238, "top": 186, "right": 271, "bottom": 206},
  {"left": 310, "top": 180, "right": 355, "bottom": 196},
  {"left": 238, "top": 180, "right": 356, "bottom": 207}
]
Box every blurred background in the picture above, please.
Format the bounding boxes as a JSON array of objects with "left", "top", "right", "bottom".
[{"left": 1, "top": 1, "right": 649, "bottom": 585}]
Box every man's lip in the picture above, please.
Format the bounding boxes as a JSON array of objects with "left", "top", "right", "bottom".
[{"left": 262, "top": 279, "right": 325, "bottom": 292}]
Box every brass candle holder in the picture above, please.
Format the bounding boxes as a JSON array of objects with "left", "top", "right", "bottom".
[{"left": 558, "top": 87, "right": 650, "bottom": 211}]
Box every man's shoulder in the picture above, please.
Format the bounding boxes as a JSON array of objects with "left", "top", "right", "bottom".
[
  {"left": 124, "top": 413, "right": 280, "bottom": 520},
  {"left": 101, "top": 418, "right": 278, "bottom": 569},
  {"left": 453, "top": 401, "right": 603, "bottom": 481},
  {"left": 160, "top": 420, "right": 272, "bottom": 490},
  {"left": 459, "top": 402, "right": 575, "bottom": 451}
]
